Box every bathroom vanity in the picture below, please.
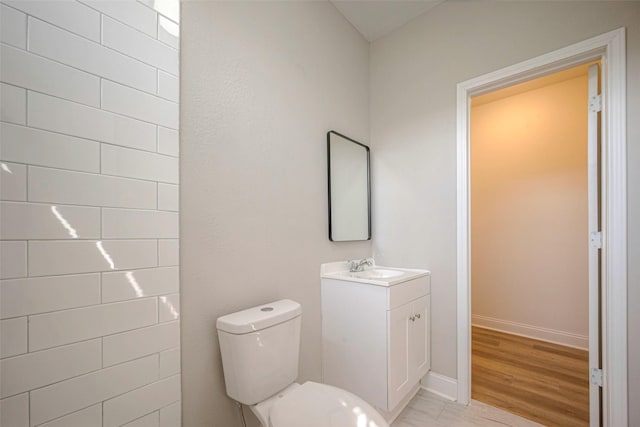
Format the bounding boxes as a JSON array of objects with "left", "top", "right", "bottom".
[{"left": 320, "top": 262, "right": 431, "bottom": 422}]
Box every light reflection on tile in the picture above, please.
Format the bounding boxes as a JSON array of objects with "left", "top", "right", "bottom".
[
  {"left": 96, "top": 241, "right": 116, "bottom": 270},
  {"left": 159, "top": 294, "right": 179, "bottom": 322},
  {"left": 1, "top": 162, "right": 13, "bottom": 174},
  {"left": 126, "top": 271, "right": 144, "bottom": 297},
  {"left": 392, "top": 389, "right": 543, "bottom": 427},
  {"left": 50, "top": 206, "right": 79, "bottom": 238}
]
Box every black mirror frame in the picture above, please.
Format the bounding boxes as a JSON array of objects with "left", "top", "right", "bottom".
[{"left": 327, "top": 130, "right": 372, "bottom": 242}]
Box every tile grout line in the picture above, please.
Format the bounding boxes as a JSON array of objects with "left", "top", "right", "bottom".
[
  {"left": 0, "top": 118, "right": 177, "bottom": 158},
  {"left": 26, "top": 309, "right": 30, "bottom": 354},
  {"left": 0, "top": 0, "right": 180, "bottom": 50},
  {"left": 28, "top": 313, "right": 165, "bottom": 359},
  {"left": 1, "top": 315, "right": 179, "bottom": 353},
  {"left": 100, "top": 335, "right": 104, "bottom": 370},
  {"left": 15, "top": 6, "right": 101, "bottom": 46},
  {"left": 90, "top": 7, "right": 167, "bottom": 45},
  {"left": 24, "top": 4, "right": 29, "bottom": 52},
  {"left": 3, "top": 38, "right": 163, "bottom": 101},
  {"left": 15, "top": 6, "right": 179, "bottom": 63},
  {"left": 99, "top": 10, "right": 103, "bottom": 45},
  {"left": 22, "top": 161, "right": 179, "bottom": 185},
  {"left": 29, "top": 369, "right": 179, "bottom": 426},
  {"left": 24, "top": 13, "right": 179, "bottom": 77},
  {"left": 26, "top": 403, "right": 99, "bottom": 427},
  {"left": 33, "top": 77, "right": 178, "bottom": 126},
  {"left": 1, "top": 258, "right": 178, "bottom": 281},
  {"left": 0, "top": 78, "right": 178, "bottom": 136},
  {"left": 156, "top": 125, "right": 160, "bottom": 153},
  {"left": 92, "top": 30, "right": 180, "bottom": 78},
  {"left": 24, "top": 85, "right": 29, "bottom": 126},
  {"left": 154, "top": 4, "right": 159, "bottom": 39},
  {"left": 3, "top": 353, "right": 105, "bottom": 401},
  {"left": 0, "top": 199, "right": 178, "bottom": 214}
]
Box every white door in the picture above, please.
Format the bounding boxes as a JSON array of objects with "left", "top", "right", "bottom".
[
  {"left": 412, "top": 295, "right": 430, "bottom": 378},
  {"left": 587, "top": 62, "right": 602, "bottom": 426},
  {"left": 388, "top": 301, "right": 414, "bottom": 410}
]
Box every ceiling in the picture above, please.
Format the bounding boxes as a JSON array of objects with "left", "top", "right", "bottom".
[{"left": 330, "top": 0, "right": 444, "bottom": 42}]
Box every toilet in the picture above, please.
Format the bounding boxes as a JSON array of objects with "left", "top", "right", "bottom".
[{"left": 217, "top": 299, "right": 389, "bottom": 427}]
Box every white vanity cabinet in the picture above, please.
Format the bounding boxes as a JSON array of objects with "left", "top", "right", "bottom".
[
  {"left": 388, "top": 293, "right": 430, "bottom": 410},
  {"left": 321, "top": 268, "right": 431, "bottom": 420}
]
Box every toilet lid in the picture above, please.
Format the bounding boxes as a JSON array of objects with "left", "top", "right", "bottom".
[{"left": 269, "top": 382, "right": 389, "bottom": 427}]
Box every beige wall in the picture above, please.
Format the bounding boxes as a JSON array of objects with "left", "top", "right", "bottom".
[
  {"left": 180, "top": 2, "right": 371, "bottom": 426},
  {"left": 471, "top": 75, "right": 589, "bottom": 345},
  {"left": 369, "top": 1, "right": 640, "bottom": 423}
]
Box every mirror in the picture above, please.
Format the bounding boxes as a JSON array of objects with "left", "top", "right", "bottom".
[{"left": 327, "top": 131, "right": 371, "bottom": 241}]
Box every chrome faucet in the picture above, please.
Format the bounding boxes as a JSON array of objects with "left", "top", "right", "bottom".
[{"left": 348, "top": 257, "right": 374, "bottom": 272}]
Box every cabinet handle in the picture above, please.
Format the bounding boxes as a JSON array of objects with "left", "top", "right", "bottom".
[
  {"left": 409, "top": 315, "right": 416, "bottom": 322},
  {"left": 415, "top": 313, "right": 421, "bottom": 319}
]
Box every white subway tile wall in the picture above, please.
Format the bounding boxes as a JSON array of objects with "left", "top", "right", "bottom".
[
  {"left": 0, "top": 162, "right": 27, "bottom": 201},
  {"left": 101, "top": 266, "right": 179, "bottom": 303},
  {"left": 0, "top": 274, "right": 101, "bottom": 318},
  {"left": 103, "top": 374, "right": 181, "bottom": 427},
  {"left": 0, "top": 317, "right": 27, "bottom": 358},
  {"left": 160, "top": 402, "right": 181, "bottom": 427},
  {"left": 123, "top": 411, "right": 160, "bottom": 427},
  {"left": 1, "top": 44, "right": 101, "bottom": 107},
  {"left": 102, "top": 321, "right": 179, "bottom": 367},
  {"left": 158, "top": 16, "right": 179, "bottom": 50},
  {"left": 0, "top": 393, "right": 29, "bottom": 427},
  {"left": 30, "top": 355, "right": 159, "bottom": 425},
  {"left": 158, "top": 126, "right": 179, "bottom": 157},
  {"left": 159, "top": 348, "right": 181, "bottom": 379},
  {"left": 4, "top": 1, "right": 101, "bottom": 41},
  {"left": 159, "top": 239, "right": 179, "bottom": 266},
  {"left": 0, "top": 82, "right": 26, "bottom": 125},
  {"left": 0, "top": 123, "right": 101, "bottom": 173},
  {"left": 28, "top": 17, "right": 157, "bottom": 94},
  {"left": 0, "top": 4, "right": 27, "bottom": 49},
  {"left": 37, "top": 404, "right": 102, "bottom": 427},
  {"left": 0, "top": 240, "right": 27, "bottom": 279},
  {"left": 158, "top": 184, "right": 179, "bottom": 212},
  {"left": 0, "top": 1, "right": 181, "bottom": 426}
]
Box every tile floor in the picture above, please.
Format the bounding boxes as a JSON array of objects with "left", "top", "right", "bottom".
[{"left": 392, "top": 389, "right": 543, "bottom": 427}]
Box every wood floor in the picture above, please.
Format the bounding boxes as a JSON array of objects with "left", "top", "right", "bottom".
[{"left": 472, "top": 326, "right": 590, "bottom": 427}]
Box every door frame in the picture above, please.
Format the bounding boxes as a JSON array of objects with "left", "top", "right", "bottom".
[{"left": 455, "top": 28, "right": 627, "bottom": 426}]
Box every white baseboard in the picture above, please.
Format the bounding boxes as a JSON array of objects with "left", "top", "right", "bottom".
[
  {"left": 420, "top": 371, "right": 457, "bottom": 401},
  {"left": 472, "top": 314, "right": 588, "bottom": 350}
]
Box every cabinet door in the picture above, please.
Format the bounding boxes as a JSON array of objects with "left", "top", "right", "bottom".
[
  {"left": 387, "top": 301, "right": 414, "bottom": 410},
  {"left": 412, "top": 295, "right": 430, "bottom": 379}
]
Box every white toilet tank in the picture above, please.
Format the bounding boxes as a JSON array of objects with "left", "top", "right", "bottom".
[{"left": 217, "top": 299, "right": 302, "bottom": 405}]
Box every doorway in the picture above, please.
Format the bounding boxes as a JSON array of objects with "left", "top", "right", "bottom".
[
  {"left": 469, "top": 63, "right": 595, "bottom": 426},
  {"left": 455, "top": 28, "right": 627, "bottom": 427}
]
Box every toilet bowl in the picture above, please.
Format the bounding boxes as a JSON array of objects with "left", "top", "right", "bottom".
[
  {"left": 216, "top": 299, "right": 389, "bottom": 427},
  {"left": 251, "top": 381, "right": 388, "bottom": 427}
]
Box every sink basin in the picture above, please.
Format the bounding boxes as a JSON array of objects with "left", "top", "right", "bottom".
[
  {"left": 351, "top": 269, "right": 405, "bottom": 279},
  {"left": 321, "top": 261, "right": 430, "bottom": 286}
]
